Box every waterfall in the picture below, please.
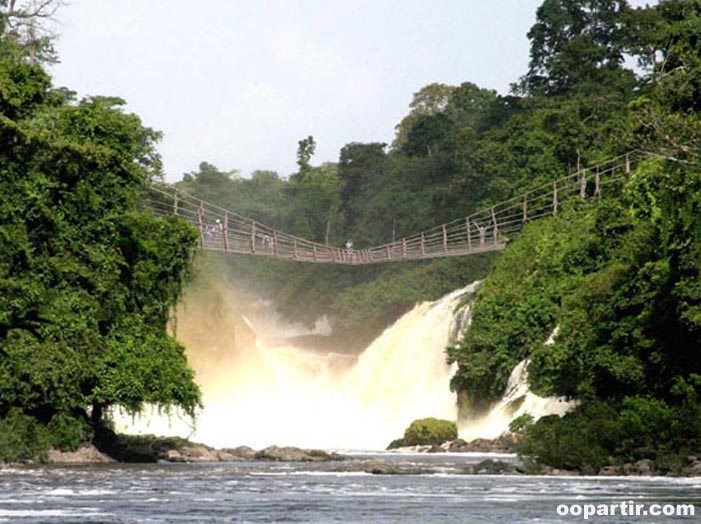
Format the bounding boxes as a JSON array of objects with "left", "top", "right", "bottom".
[
  {"left": 458, "top": 327, "right": 577, "bottom": 440},
  {"left": 116, "top": 280, "right": 574, "bottom": 450},
  {"left": 116, "top": 282, "right": 478, "bottom": 451}
]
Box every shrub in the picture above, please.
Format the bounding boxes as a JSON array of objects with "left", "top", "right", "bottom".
[
  {"left": 0, "top": 410, "right": 51, "bottom": 463},
  {"left": 401, "top": 417, "right": 458, "bottom": 446}
]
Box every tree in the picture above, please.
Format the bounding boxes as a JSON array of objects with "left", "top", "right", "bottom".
[
  {"left": 337, "top": 142, "right": 388, "bottom": 238},
  {"left": 0, "top": 55, "right": 201, "bottom": 449},
  {"left": 393, "top": 83, "right": 455, "bottom": 149},
  {"left": 295, "top": 135, "right": 316, "bottom": 177},
  {"left": 519, "top": 0, "right": 635, "bottom": 96},
  {"left": 0, "top": 0, "right": 65, "bottom": 64}
]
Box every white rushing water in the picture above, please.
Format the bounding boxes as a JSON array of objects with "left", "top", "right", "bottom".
[
  {"left": 117, "top": 283, "right": 476, "bottom": 450},
  {"left": 117, "top": 282, "right": 573, "bottom": 450}
]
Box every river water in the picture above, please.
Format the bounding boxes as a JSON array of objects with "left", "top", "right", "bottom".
[{"left": 1, "top": 453, "right": 699, "bottom": 523}]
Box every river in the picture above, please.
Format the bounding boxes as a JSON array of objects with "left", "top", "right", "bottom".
[{"left": 1, "top": 453, "right": 699, "bottom": 523}]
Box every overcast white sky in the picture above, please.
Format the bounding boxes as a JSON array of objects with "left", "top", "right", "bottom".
[{"left": 49, "top": 1, "right": 567, "bottom": 181}]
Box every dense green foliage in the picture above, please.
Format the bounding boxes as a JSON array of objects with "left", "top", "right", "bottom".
[
  {"left": 389, "top": 417, "right": 458, "bottom": 448},
  {"left": 0, "top": 25, "right": 200, "bottom": 461},
  {"left": 448, "top": 0, "right": 701, "bottom": 471},
  {"left": 3, "top": 0, "right": 701, "bottom": 471}
]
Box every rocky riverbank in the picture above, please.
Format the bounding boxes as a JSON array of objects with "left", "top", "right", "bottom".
[{"left": 37, "top": 431, "right": 701, "bottom": 478}]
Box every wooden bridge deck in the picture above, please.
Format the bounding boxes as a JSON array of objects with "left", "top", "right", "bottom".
[{"left": 143, "top": 151, "right": 642, "bottom": 265}]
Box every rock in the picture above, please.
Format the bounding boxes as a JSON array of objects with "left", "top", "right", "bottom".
[
  {"left": 690, "top": 460, "right": 701, "bottom": 474},
  {"left": 633, "top": 459, "right": 655, "bottom": 475},
  {"left": 387, "top": 438, "right": 407, "bottom": 450},
  {"left": 48, "top": 445, "right": 115, "bottom": 464},
  {"left": 178, "top": 444, "right": 226, "bottom": 462},
  {"left": 223, "top": 445, "right": 256, "bottom": 460},
  {"left": 399, "top": 418, "right": 458, "bottom": 446},
  {"left": 447, "top": 439, "right": 468, "bottom": 451},
  {"left": 427, "top": 444, "right": 445, "bottom": 453},
  {"left": 446, "top": 433, "right": 516, "bottom": 453},
  {"left": 164, "top": 449, "right": 186, "bottom": 463},
  {"left": 598, "top": 465, "right": 619, "bottom": 476},
  {"left": 473, "top": 459, "right": 517, "bottom": 475},
  {"left": 364, "top": 461, "right": 435, "bottom": 475},
  {"left": 254, "top": 446, "right": 342, "bottom": 462}
]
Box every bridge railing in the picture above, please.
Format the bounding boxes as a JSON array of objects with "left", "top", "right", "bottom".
[
  {"left": 142, "top": 150, "right": 646, "bottom": 265},
  {"left": 355, "top": 151, "right": 643, "bottom": 264}
]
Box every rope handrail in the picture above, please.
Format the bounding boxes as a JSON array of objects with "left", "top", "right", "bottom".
[{"left": 142, "top": 150, "right": 649, "bottom": 265}]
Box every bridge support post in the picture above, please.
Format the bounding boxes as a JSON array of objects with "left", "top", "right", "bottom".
[
  {"left": 386, "top": 246, "right": 391, "bottom": 260},
  {"left": 421, "top": 233, "right": 426, "bottom": 256},
  {"left": 223, "top": 212, "right": 229, "bottom": 252},
  {"left": 293, "top": 239, "right": 298, "bottom": 259},
  {"left": 173, "top": 193, "right": 179, "bottom": 216},
  {"left": 625, "top": 153, "right": 630, "bottom": 174},
  {"left": 442, "top": 224, "right": 448, "bottom": 253},
  {"left": 402, "top": 238, "right": 407, "bottom": 258},
  {"left": 492, "top": 207, "right": 498, "bottom": 246},
  {"left": 466, "top": 219, "right": 471, "bottom": 251},
  {"left": 197, "top": 201, "right": 204, "bottom": 248},
  {"left": 273, "top": 232, "right": 278, "bottom": 256},
  {"left": 595, "top": 168, "right": 601, "bottom": 197},
  {"left": 553, "top": 183, "right": 558, "bottom": 215},
  {"left": 250, "top": 222, "right": 256, "bottom": 254},
  {"left": 580, "top": 171, "right": 587, "bottom": 199},
  {"left": 522, "top": 196, "right": 528, "bottom": 222}
]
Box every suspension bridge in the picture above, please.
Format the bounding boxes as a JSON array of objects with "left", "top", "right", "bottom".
[{"left": 143, "top": 151, "right": 643, "bottom": 265}]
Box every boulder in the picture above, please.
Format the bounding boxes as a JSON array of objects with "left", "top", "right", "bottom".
[
  {"left": 387, "top": 418, "right": 458, "bottom": 449},
  {"left": 48, "top": 445, "right": 115, "bottom": 464},
  {"left": 223, "top": 446, "right": 256, "bottom": 460},
  {"left": 472, "top": 459, "right": 517, "bottom": 475},
  {"left": 254, "top": 446, "right": 342, "bottom": 462}
]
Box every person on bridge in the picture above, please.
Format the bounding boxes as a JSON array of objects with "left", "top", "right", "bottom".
[
  {"left": 478, "top": 225, "right": 487, "bottom": 247},
  {"left": 345, "top": 239, "right": 353, "bottom": 262}
]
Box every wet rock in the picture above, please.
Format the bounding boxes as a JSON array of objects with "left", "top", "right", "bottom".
[
  {"left": 427, "top": 444, "right": 445, "bottom": 453},
  {"left": 364, "top": 461, "right": 435, "bottom": 475},
  {"left": 48, "top": 445, "right": 115, "bottom": 464},
  {"left": 450, "top": 433, "right": 517, "bottom": 453},
  {"left": 473, "top": 459, "right": 517, "bottom": 475},
  {"left": 598, "top": 465, "right": 620, "bottom": 476},
  {"left": 447, "top": 438, "right": 468, "bottom": 451},
  {"left": 254, "top": 446, "right": 343, "bottom": 462}
]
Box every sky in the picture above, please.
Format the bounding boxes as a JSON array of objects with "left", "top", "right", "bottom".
[{"left": 50, "top": 1, "right": 554, "bottom": 181}]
